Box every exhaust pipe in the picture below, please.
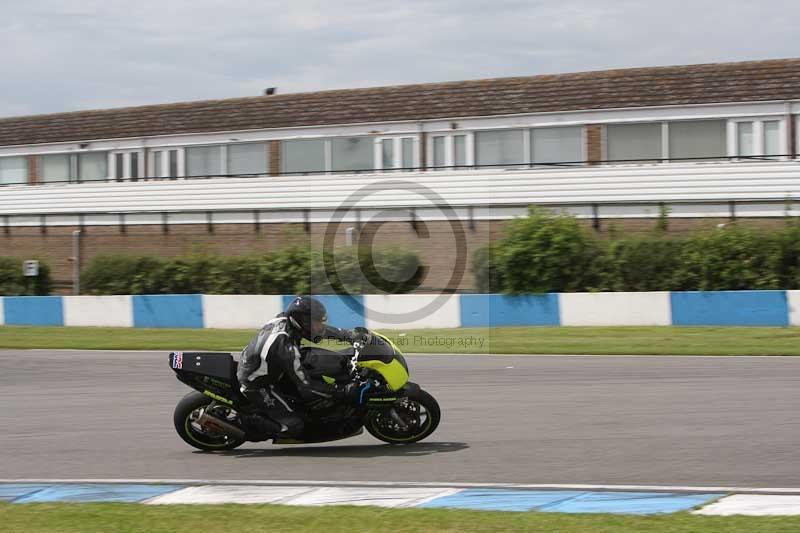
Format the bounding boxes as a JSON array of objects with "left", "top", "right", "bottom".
[{"left": 197, "top": 412, "right": 246, "bottom": 440}]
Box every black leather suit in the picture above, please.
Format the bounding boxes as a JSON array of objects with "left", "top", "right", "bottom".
[{"left": 236, "top": 314, "right": 359, "bottom": 438}]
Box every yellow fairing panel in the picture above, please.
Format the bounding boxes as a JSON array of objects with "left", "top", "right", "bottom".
[{"left": 358, "top": 359, "right": 409, "bottom": 391}]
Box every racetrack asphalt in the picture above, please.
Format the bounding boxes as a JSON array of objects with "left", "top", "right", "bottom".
[{"left": 1, "top": 350, "right": 799, "bottom": 487}]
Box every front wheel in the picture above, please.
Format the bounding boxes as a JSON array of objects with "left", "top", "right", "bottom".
[
  {"left": 173, "top": 391, "right": 246, "bottom": 451},
  {"left": 365, "top": 388, "right": 440, "bottom": 444}
]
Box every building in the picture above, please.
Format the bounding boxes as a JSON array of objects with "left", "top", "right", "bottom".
[{"left": 1, "top": 58, "right": 799, "bottom": 292}]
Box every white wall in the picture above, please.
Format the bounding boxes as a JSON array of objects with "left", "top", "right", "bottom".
[
  {"left": 62, "top": 295, "right": 133, "bottom": 327},
  {"left": 560, "top": 292, "right": 671, "bottom": 326},
  {"left": 786, "top": 291, "right": 800, "bottom": 326},
  {"left": 364, "top": 294, "right": 461, "bottom": 330},
  {"left": 202, "top": 295, "right": 283, "bottom": 329},
  {"left": 0, "top": 297, "right": 4, "bottom": 326},
  {"left": 2, "top": 162, "right": 800, "bottom": 224}
]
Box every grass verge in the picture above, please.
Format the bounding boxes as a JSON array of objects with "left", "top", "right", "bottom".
[
  {"left": 2, "top": 502, "right": 800, "bottom": 533},
  {"left": 1, "top": 325, "right": 799, "bottom": 355}
]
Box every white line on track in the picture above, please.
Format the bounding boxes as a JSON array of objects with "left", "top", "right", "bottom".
[{"left": 4, "top": 479, "right": 800, "bottom": 494}]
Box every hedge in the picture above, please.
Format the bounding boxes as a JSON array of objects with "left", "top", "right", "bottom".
[
  {"left": 0, "top": 257, "right": 52, "bottom": 295},
  {"left": 81, "top": 246, "right": 423, "bottom": 295},
  {"left": 474, "top": 208, "right": 800, "bottom": 293}
]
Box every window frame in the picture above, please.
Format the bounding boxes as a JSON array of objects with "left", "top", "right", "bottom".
[
  {"left": 280, "top": 138, "right": 329, "bottom": 175},
  {"left": 728, "top": 117, "right": 787, "bottom": 160},
  {"left": 0, "top": 155, "right": 29, "bottom": 185},
  {"left": 374, "top": 136, "right": 419, "bottom": 171},
  {"left": 426, "top": 132, "right": 474, "bottom": 170},
  {"left": 529, "top": 125, "right": 586, "bottom": 167},
  {"left": 185, "top": 144, "right": 225, "bottom": 178},
  {"left": 38, "top": 151, "right": 111, "bottom": 183},
  {"left": 109, "top": 149, "right": 145, "bottom": 181},
  {"left": 148, "top": 147, "right": 185, "bottom": 179},
  {"left": 330, "top": 136, "right": 375, "bottom": 173}
]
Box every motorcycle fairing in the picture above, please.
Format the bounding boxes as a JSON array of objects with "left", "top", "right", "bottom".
[{"left": 357, "top": 358, "right": 409, "bottom": 391}]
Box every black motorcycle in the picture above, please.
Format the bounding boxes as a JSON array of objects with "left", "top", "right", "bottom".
[{"left": 168, "top": 332, "right": 440, "bottom": 451}]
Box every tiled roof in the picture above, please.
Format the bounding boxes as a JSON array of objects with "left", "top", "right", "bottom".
[{"left": 1, "top": 58, "right": 799, "bottom": 147}]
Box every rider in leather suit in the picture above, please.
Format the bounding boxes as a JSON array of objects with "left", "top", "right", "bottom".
[{"left": 236, "top": 295, "right": 368, "bottom": 440}]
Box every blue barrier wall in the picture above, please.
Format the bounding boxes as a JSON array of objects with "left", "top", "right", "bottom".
[
  {"left": 670, "top": 291, "right": 789, "bottom": 327},
  {"left": 460, "top": 294, "right": 560, "bottom": 327},
  {"left": 132, "top": 295, "right": 204, "bottom": 328},
  {"left": 282, "top": 294, "right": 365, "bottom": 330},
  {"left": 4, "top": 296, "right": 64, "bottom": 326},
  {"left": 2, "top": 292, "right": 798, "bottom": 329}
]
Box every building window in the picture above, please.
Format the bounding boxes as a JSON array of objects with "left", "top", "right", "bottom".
[
  {"left": 377, "top": 136, "right": 417, "bottom": 171},
  {"left": 40, "top": 154, "right": 71, "bottom": 182},
  {"left": 77, "top": 152, "right": 108, "bottom": 181},
  {"left": 227, "top": 143, "right": 268, "bottom": 175},
  {"left": 331, "top": 137, "right": 373, "bottom": 172},
  {"left": 429, "top": 133, "right": 472, "bottom": 170},
  {"left": 668, "top": 120, "right": 726, "bottom": 161},
  {"left": 764, "top": 121, "right": 781, "bottom": 157},
  {"left": 149, "top": 148, "right": 183, "bottom": 178},
  {"left": 110, "top": 150, "right": 144, "bottom": 180},
  {"left": 607, "top": 123, "right": 662, "bottom": 162},
  {"left": 432, "top": 136, "right": 446, "bottom": 169},
  {"left": 402, "top": 138, "right": 414, "bottom": 169},
  {"left": 453, "top": 135, "right": 467, "bottom": 168},
  {"left": 475, "top": 129, "right": 524, "bottom": 167},
  {"left": 380, "top": 139, "right": 394, "bottom": 170},
  {"left": 281, "top": 139, "right": 326, "bottom": 174},
  {"left": 531, "top": 126, "right": 583, "bottom": 165},
  {"left": 186, "top": 145, "right": 223, "bottom": 177},
  {"left": 737, "top": 122, "right": 755, "bottom": 157},
  {"left": 732, "top": 119, "right": 785, "bottom": 159},
  {"left": 0, "top": 156, "right": 27, "bottom": 185}
]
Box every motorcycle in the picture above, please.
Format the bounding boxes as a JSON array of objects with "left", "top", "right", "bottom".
[{"left": 168, "top": 331, "right": 441, "bottom": 451}]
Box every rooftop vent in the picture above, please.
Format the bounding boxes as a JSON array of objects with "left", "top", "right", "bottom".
[{"left": 264, "top": 87, "right": 277, "bottom": 96}]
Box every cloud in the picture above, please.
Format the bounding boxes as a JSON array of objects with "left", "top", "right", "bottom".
[{"left": 1, "top": 0, "right": 798, "bottom": 117}]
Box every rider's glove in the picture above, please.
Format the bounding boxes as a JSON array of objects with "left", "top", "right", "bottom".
[{"left": 353, "top": 326, "right": 372, "bottom": 345}]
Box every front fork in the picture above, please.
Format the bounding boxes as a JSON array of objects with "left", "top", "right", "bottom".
[{"left": 363, "top": 381, "right": 420, "bottom": 431}]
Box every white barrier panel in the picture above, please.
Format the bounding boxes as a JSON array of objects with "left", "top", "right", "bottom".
[
  {"left": 787, "top": 291, "right": 800, "bottom": 326},
  {"left": 560, "top": 292, "right": 672, "bottom": 326},
  {"left": 364, "top": 294, "right": 461, "bottom": 330},
  {"left": 202, "top": 295, "right": 283, "bottom": 329},
  {"left": 63, "top": 296, "right": 133, "bottom": 327},
  {"left": 0, "top": 297, "right": 4, "bottom": 326}
]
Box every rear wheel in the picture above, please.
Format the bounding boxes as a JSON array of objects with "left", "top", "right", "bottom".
[
  {"left": 173, "top": 391, "right": 246, "bottom": 451},
  {"left": 365, "top": 388, "right": 440, "bottom": 444}
]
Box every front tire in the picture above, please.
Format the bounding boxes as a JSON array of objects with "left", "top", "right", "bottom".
[
  {"left": 173, "top": 391, "right": 246, "bottom": 451},
  {"left": 365, "top": 388, "right": 440, "bottom": 444}
]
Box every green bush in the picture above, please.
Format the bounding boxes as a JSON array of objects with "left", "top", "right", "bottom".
[
  {"left": 493, "top": 208, "right": 607, "bottom": 293},
  {"left": 670, "top": 224, "right": 781, "bottom": 291},
  {"left": 472, "top": 210, "right": 800, "bottom": 293},
  {"left": 317, "top": 247, "right": 423, "bottom": 294},
  {"left": 604, "top": 236, "right": 685, "bottom": 291},
  {"left": 0, "top": 257, "right": 51, "bottom": 295},
  {"left": 472, "top": 245, "right": 504, "bottom": 293},
  {"left": 81, "top": 246, "right": 422, "bottom": 295}
]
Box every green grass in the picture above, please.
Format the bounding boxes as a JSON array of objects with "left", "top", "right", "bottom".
[
  {"left": 2, "top": 502, "right": 800, "bottom": 533},
  {"left": 0, "top": 325, "right": 799, "bottom": 355}
]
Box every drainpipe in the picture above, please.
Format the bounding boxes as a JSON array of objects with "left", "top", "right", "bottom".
[{"left": 72, "top": 230, "right": 81, "bottom": 295}]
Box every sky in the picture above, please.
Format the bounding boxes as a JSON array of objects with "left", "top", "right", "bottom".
[{"left": 1, "top": 0, "right": 799, "bottom": 118}]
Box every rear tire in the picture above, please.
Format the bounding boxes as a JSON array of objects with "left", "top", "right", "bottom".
[
  {"left": 365, "top": 388, "right": 440, "bottom": 444},
  {"left": 173, "top": 391, "right": 246, "bottom": 451}
]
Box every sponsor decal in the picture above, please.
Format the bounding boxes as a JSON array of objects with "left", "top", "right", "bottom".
[
  {"left": 203, "top": 390, "right": 233, "bottom": 405},
  {"left": 203, "top": 376, "right": 232, "bottom": 389},
  {"left": 172, "top": 352, "right": 183, "bottom": 369}
]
